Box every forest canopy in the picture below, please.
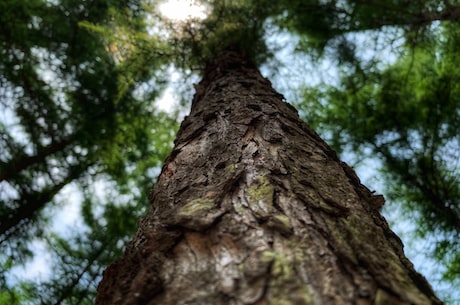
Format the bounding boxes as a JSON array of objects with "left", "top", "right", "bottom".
[{"left": 0, "top": 0, "right": 459, "bottom": 304}]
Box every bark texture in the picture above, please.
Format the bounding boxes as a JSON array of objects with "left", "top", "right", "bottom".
[{"left": 96, "top": 50, "right": 443, "bottom": 305}]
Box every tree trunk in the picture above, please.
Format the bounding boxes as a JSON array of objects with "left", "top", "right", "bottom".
[{"left": 95, "top": 50, "right": 442, "bottom": 305}]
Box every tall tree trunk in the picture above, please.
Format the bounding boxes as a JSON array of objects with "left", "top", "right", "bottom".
[{"left": 95, "top": 50, "right": 442, "bottom": 305}]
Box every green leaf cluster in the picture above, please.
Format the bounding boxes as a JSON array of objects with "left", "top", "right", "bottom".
[
  {"left": 1, "top": 0, "right": 177, "bottom": 302},
  {"left": 298, "top": 20, "right": 460, "bottom": 299}
]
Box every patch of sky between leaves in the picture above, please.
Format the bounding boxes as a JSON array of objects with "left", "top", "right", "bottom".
[
  {"left": 5, "top": 183, "right": 85, "bottom": 284},
  {"left": 261, "top": 21, "right": 341, "bottom": 108},
  {"left": 155, "top": 66, "right": 183, "bottom": 113},
  {"left": 6, "top": 239, "right": 53, "bottom": 286}
]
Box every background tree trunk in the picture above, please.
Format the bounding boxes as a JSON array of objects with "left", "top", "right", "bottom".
[{"left": 95, "top": 50, "right": 443, "bottom": 305}]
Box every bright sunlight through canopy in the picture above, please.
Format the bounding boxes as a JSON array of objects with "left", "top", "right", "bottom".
[{"left": 159, "top": 0, "right": 207, "bottom": 21}]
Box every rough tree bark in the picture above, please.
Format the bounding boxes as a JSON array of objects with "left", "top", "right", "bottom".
[{"left": 95, "top": 50, "right": 443, "bottom": 305}]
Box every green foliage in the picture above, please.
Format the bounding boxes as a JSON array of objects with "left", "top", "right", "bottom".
[
  {"left": 298, "top": 20, "right": 460, "bottom": 299},
  {"left": 270, "top": 0, "right": 452, "bottom": 56},
  {"left": 0, "top": 283, "right": 34, "bottom": 305},
  {"left": 21, "top": 197, "right": 147, "bottom": 304},
  {"left": 162, "top": 0, "right": 276, "bottom": 69},
  {"left": 0, "top": 0, "right": 177, "bottom": 303}
]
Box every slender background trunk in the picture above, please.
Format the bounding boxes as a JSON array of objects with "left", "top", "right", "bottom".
[{"left": 96, "top": 49, "right": 443, "bottom": 305}]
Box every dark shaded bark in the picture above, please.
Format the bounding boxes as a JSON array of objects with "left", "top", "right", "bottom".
[{"left": 96, "top": 50, "right": 443, "bottom": 305}]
